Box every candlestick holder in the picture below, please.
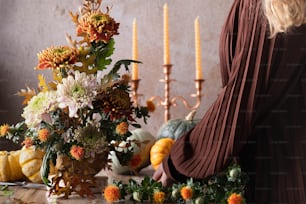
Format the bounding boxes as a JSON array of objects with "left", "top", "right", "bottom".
[{"left": 131, "top": 64, "right": 204, "bottom": 122}]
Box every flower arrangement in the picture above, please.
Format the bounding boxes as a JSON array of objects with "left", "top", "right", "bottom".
[
  {"left": 0, "top": 0, "right": 153, "bottom": 198},
  {"left": 103, "top": 164, "right": 248, "bottom": 204}
]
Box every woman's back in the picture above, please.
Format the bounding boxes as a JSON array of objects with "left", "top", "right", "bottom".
[{"left": 164, "top": 0, "right": 306, "bottom": 202}]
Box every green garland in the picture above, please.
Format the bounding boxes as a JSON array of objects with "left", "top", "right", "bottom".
[
  {"left": 0, "top": 185, "right": 13, "bottom": 197},
  {"left": 103, "top": 164, "right": 249, "bottom": 204}
]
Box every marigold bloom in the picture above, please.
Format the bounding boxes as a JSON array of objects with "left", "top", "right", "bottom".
[
  {"left": 180, "top": 186, "right": 193, "bottom": 200},
  {"left": 227, "top": 193, "right": 243, "bottom": 204},
  {"left": 38, "top": 128, "right": 50, "bottom": 142},
  {"left": 116, "top": 122, "right": 129, "bottom": 135},
  {"left": 103, "top": 185, "right": 120, "bottom": 203},
  {"left": 146, "top": 100, "right": 155, "bottom": 112},
  {"left": 70, "top": 145, "right": 85, "bottom": 160},
  {"left": 153, "top": 190, "right": 165, "bottom": 203},
  {"left": 0, "top": 124, "right": 10, "bottom": 137},
  {"left": 36, "top": 46, "right": 77, "bottom": 70},
  {"left": 22, "top": 137, "right": 34, "bottom": 148}
]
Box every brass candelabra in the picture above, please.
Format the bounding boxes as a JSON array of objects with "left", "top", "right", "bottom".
[{"left": 131, "top": 64, "right": 204, "bottom": 122}]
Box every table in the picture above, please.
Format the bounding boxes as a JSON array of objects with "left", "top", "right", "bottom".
[{"left": 0, "top": 167, "right": 155, "bottom": 204}]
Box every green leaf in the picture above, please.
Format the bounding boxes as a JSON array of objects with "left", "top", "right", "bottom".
[
  {"left": 40, "top": 150, "right": 55, "bottom": 187},
  {"left": 94, "top": 38, "right": 115, "bottom": 70},
  {"left": 101, "top": 59, "right": 141, "bottom": 83}
]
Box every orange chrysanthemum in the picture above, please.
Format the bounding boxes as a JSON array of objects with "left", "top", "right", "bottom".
[
  {"left": 116, "top": 122, "right": 129, "bottom": 135},
  {"left": 38, "top": 128, "right": 50, "bottom": 142},
  {"left": 0, "top": 124, "right": 10, "bottom": 137},
  {"left": 146, "top": 100, "right": 155, "bottom": 112},
  {"left": 22, "top": 137, "right": 34, "bottom": 148},
  {"left": 76, "top": 11, "right": 119, "bottom": 43},
  {"left": 180, "top": 186, "right": 193, "bottom": 200},
  {"left": 70, "top": 145, "right": 84, "bottom": 160},
  {"left": 153, "top": 190, "right": 165, "bottom": 204},
  {"left": 227, "top": 193, "right": 243, "bottom": 204},
  {"left": 36, "top": 46, "right": 77, "bottom": 70},
  {"left": 103, "top": 185, "right": 121, "bottom": 203}
]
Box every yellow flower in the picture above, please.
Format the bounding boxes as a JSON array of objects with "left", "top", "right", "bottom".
[
  {"left": 116, "top": 122, "right": 129, "bottom": 135},
  {"left": 0, "top": 124, "right": 10, "bottom": 137},
  {"left": 227, "top": 193, "right": 243, "bottom": 204},
  {"left": 70, "top": 145, "right": 84, "bottom": 160},
  {"left": 180, "top": 186, "right": 193, "bottom": 200},
  {"left": 38, "top": 128, "right": 50, "bottom": 142},
  {"left": 146, "top": 100, "right": 156, "bottom": 112},
  {"left": 153, "top": 190, "right": 165, "bottom": 203},
  {"left": 103, "top": 185, "right": 121, "bottom": 203},
  {"left": 35, "top": 46, "right": 77, "bottom": 70}
]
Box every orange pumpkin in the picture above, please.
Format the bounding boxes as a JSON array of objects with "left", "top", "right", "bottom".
[{"left": 150, "top": 138, "right": 175, "bottom": 170}]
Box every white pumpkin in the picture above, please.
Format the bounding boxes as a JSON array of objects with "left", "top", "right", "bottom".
[
  {"left": 19, "top": 146, "right": 45, "bottom": 183},
  {"left": 110, "top": 129, "right": 156, "bottom": 174}
]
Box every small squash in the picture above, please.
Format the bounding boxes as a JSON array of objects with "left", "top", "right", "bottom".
[
  {"left": 157, "top": 110, "right": 199, "bottom": 140},
  {"left": 150, "top": 138, "right": 175, "bottom": 170},
  {"left": 19, "top": 146, "right": 45, "bottom": 183},
  {"left": 0, "top": 150, "right": 25, "bottom": 182},
  {"left": 110, "top": 128, "right": 156, "bottom": 174}
]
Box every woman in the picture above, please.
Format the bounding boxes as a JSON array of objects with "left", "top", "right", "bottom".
[{"left": 153, "top": 0, "right": 306, "bottom": 203}]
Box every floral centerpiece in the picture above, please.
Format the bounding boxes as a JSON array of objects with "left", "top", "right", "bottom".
[{"left": 0, "top": 0, "right": 153, "bottom": 198}]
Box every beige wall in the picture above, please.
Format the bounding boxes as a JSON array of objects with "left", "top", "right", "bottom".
[{"left": 0, "top": 0, "right": 233, "bottom": 137}]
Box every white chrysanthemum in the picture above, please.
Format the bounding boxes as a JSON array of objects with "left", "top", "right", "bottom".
[
  {"left": 22, "top": 91, "right": 58, "bottom": 127},
  {"left": 56, "top": 71, "right": 98, "bottom": 118}
]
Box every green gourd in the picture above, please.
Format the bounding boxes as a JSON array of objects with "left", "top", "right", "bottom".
[{"left": 157, "top": 110, "right": 199, "bottom": 140}]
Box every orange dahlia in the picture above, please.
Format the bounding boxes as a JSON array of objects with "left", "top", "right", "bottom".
[
  {"left": 38, "top": 128, "right": 50, "bottom": 142},
  {"left": 35, "top": 46, "right": 77, "bottom": 70},
  {"left": 70, "top": 145, "right": 85, "bottom": 160},
  {"left": 227, "top": 193, "right": 244, "bottom": 204},
  {"left": 180, "top": 186, "right": 193, "bottom": 200},
  {"left": 153, "top": 190, "right": 166, "bottom": 203},
  {"left": 103, "top": 185, "right": 121, "bottom": 203}
]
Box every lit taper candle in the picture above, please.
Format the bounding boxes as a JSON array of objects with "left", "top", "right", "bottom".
[{"left": 195, "top": 16, "right": 203, "bottom": 80}]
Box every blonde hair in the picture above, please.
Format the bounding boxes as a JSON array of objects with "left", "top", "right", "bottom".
[{"left": 263, "top": 0, "right": 306, "bottom": 36}]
